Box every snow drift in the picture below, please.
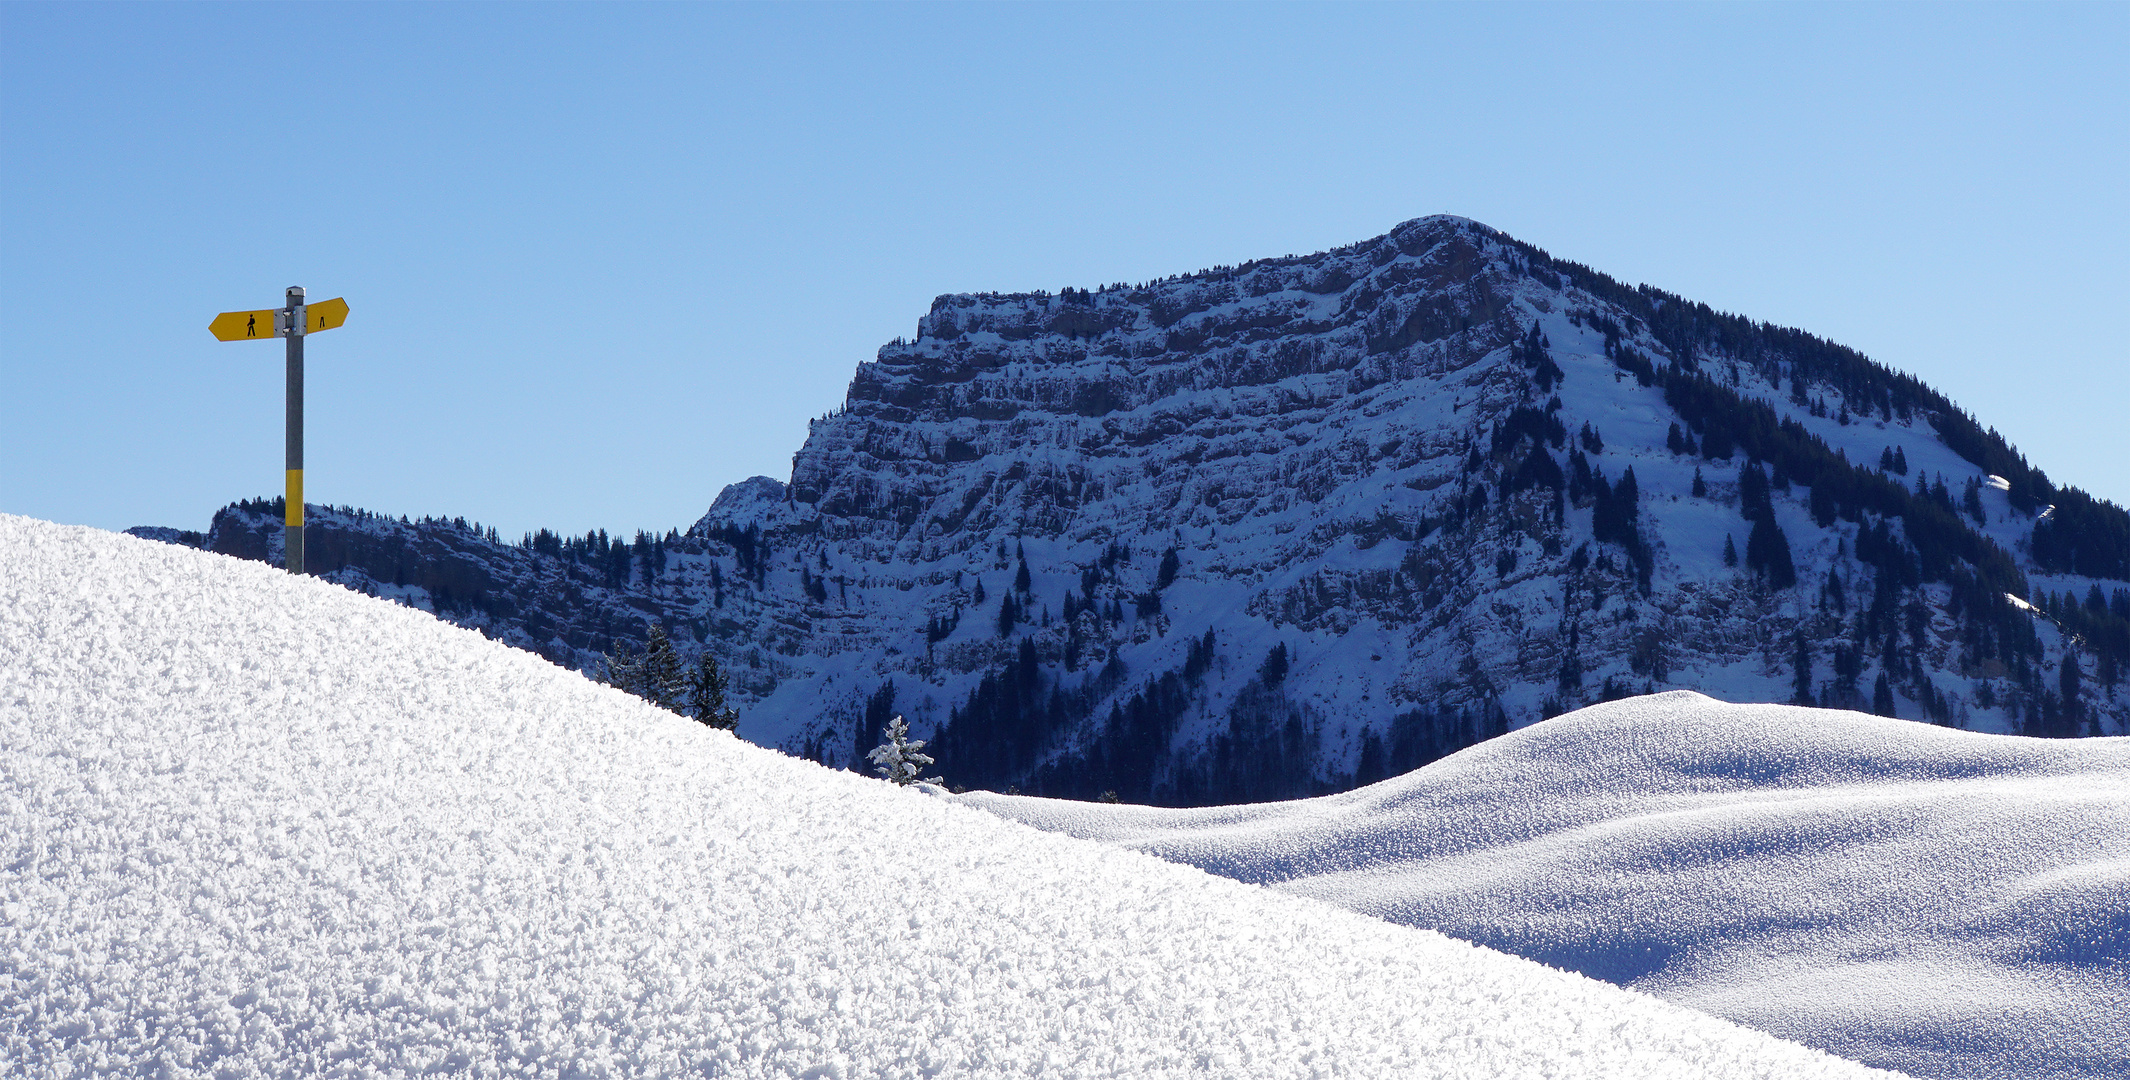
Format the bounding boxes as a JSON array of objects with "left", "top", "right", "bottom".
[
  {"left": 965, "top": 693, "right": 2130, "bottom": 1080},
  {"left": 0, "top": 515, "right": 1893, "bottom": 1078}
]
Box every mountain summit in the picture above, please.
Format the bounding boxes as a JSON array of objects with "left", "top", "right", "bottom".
[{"left": 190, "top": 215, "right": 2130, "bottom": 803}]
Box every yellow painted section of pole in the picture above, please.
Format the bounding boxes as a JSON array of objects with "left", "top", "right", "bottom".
[{"left": 285, "top": 470, "right": 304, "bottom": 526}]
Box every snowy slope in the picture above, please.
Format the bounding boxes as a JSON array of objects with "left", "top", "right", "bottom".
[
  {"left": 0, "top": 515, "right": 1899, "bottom": 1079},
  {"left": 964, "top": 692, "right": 2130, "bottom": 1080}
]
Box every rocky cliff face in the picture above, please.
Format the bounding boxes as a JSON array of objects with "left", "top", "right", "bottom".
[{"left": 180, "top": 216, "right": 2130, "bottom": 804}]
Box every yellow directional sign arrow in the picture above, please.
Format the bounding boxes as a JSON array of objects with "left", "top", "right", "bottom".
[
  {"left": 207, "top": 297, "right": 348, "bottom": 341},
  {"left": 303, "top": 297, "right": 349, "bottom": 334},
  {"left": 209, "top": 307, "right": 286, "bottom": 341}
]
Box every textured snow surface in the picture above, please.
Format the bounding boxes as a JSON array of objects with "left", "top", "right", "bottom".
[
  {"left": 965, "top": 694, "right": 2130, "bottom": 1080},
  {"left": 0, "top": 515, "right": 1898, "bottom": 1079}
]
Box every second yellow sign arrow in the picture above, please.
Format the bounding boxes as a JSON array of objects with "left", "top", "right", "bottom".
[{"left": 304, "top": 297, "right": 349, "bottom": 334}]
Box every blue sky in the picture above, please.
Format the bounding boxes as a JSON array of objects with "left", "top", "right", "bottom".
[{"left": 3, "top": 2, "right": 2124, "bottom": 539}]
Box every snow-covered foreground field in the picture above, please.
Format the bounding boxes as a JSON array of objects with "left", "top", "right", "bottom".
[
  {"left": 0, "top": 515, "right": 1893, "bottom": 1079},
  {"left": 967, "top": 694, "right": 2130, "bottom": 1080}
]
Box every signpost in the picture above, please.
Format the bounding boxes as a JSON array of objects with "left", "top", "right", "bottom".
[{"left": 209, "top": 288, "right": 348, "bottom": 574}]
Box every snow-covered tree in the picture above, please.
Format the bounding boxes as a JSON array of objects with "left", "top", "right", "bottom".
[
  {"left": 640, "top": 624, "right": 685, "bottom": 710},
  {"left": 868, "top": 714, "right": 940, "bottom": 787},
  {"left": 605, "top": 623, "right": 686, "bottom": 713},
  {"left": 603, "top": 642, "right": 643, "bottom": 698},
  {"left": 688, "top": 652, "right": 739, "bottom": 731}
]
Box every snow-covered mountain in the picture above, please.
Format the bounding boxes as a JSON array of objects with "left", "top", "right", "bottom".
[
  {"left": 175, "top": 215, "right": 2130, "bottom": 803},
  {"left": 965, "top": 691, "right": 2130, "bottom": 1080},
  {"left": 0, "top": 514, "right": 1899, "bottom": 1079}
]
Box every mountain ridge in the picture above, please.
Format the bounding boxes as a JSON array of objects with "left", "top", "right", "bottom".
[{"left": 152, "top": 214, "right": 2130, "bottom": 804}]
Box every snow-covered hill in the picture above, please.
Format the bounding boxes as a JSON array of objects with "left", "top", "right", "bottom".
[
  {"left": 172, "top": 214, "right": 2130, "bottom": 804},
  {"left": 0, "top": 515, "right": 1898, "bottom": 1078},
  {"left": 966, "top": 693, "right": 2130, "bottom": 1080}
]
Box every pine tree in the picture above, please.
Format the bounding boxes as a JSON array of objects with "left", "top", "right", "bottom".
[
  {"left": 1156, "top": 547, "right": 1181, "bottom": 590},
  {"left": 1962, "top": 477, "right": 1986, "bottom": 524},
  {"left": 1872, "top": 671, "right": 1897, "bottom": 717},
  {"left": 995, "top": 592, "right": 1019, "bottom": 636},
  {"left": 1791, "top": 631, "right": 1813, "bottom": 705},
  {"left": 1723, "top": 534, "right": 1738, "bottom": 567},
  {"left": 1809, "top": 482, "right": 1838, "bottom": 527},
  {"left": 640, "top": 623, "right": 685, "bottom": 711},
  {"left": 1738, "top": 461, "right": 1771, "bottom": 520},
  {"left": 1692, "top": 467, "right": 1708, "bottom": 498},
  {"left": 2060, "top": 652, "right": 2083, "bottom": 729},
  {"left": 1745, "top": 516, "right": 1797, "bottom": 588},
  {"left": 868, "top": 714, "right": 941, "bottom": 786},
  {"left": 603, "top": 639, "right": 644, "bottom": 698},
  {"left": 1558, "top": 622, "right": 1583, "bottom": 690},
  {"left": 1834, "top": 644, "right": 1863, "bottom": 700},
  {"left": 1259, "top": 643, "right": 1290, "bottom": 688},
  {"left": 688, "top": 653, "right": 739, "bottom": 730}
]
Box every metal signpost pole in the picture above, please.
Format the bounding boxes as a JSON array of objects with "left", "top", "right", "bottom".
[
  {"left": 284, "top": 286, "right": 306, "bottom": 575},
  {"left": 209, "top": 289, "right": 346, "bottom": 574}
]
